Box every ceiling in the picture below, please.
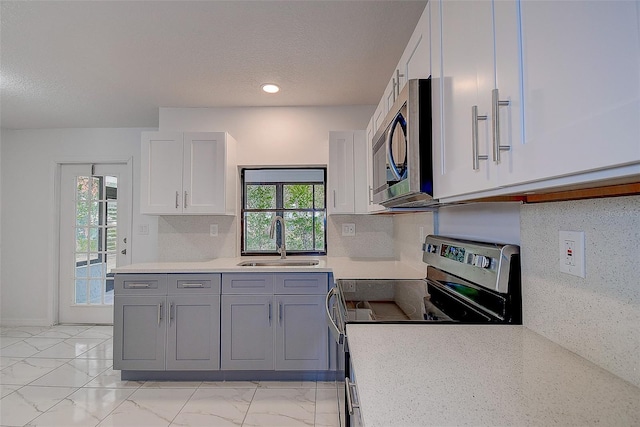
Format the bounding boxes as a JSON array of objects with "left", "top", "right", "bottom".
[{"left": 0, "top": 0, "right": 427, "bottom": 130}]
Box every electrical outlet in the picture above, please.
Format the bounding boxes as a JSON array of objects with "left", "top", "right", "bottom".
[
  {"left": 559, "top": 230, "right": 585, "bottom": 278},
  {"left": 342, "top": 223, "right": 356, "bottom": 236},
  {"left": 209, "top": 224, "right": 218, "bottom": 237}
]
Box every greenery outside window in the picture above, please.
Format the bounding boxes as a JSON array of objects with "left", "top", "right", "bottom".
[{"left": 242, "top": 168, "right": 326, "bottom": 256}]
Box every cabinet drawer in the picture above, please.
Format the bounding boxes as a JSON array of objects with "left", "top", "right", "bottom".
[
  {"left": 168, "top": 274, "right": 221, "bottom": 294},
  {"left": 222, "top": 274, "right": 275, "bottom": 294},
  {"left": 275, "top": 273, "right": 328, "bottom": 295},
  {"left": 115, "top": 274, "right": 167, "bottom": 295}
]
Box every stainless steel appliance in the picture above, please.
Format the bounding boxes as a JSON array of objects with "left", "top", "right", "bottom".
[
  {"left": 325, "top": 235, "right": 521, "bottom": 426},
  {"left": 371, "top": 78, "right": 435, "bottom": 208}
]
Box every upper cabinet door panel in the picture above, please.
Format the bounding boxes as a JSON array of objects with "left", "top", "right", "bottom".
[
  {"left": 436, "top": 0, "right": 497, "bottom": 198},
  {"left": 183, "top": 132, "right": 226, "bottom": 214},
  {"left": 141, "top": 132, "right": 183, "bottom": 214},
  {"left": 518, "top": 0, "right": 640, "bottom": 182},
  {"left": 328, "top": 131, "right": 355, "bottom": 214}
]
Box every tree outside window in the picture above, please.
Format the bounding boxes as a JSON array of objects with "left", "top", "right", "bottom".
[{"left": 242, "top": 168, "right": 326, "bottom": 255}]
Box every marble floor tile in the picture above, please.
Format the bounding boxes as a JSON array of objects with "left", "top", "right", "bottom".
[
  {"left": 0, "top": 356, "right": 24, "bottom": 370},
  {"left": 0, "top": 336, "right": 24, "bottom": 348},
  {"left": 0, "top": 341, "right": 43, "bottom": 358},
  {"left": 30, "top": 338, "right": 103, "bottom": 359},
  {"left": 97, "top": 387, "right": 196, "bottom": 427},
  {"left": 243, "top": 388, "right": 316, "bottom": 427},
  {"left": 27, "top": 387, "right": 134, "bottom": 427},
  {"left": 170, "top": 387, "right": 255, "bottom": 427},
  {"left": 0, "top": 384, "right": 22, "bottom": 398},
  {"left": 0, "top": 327, "right": 50, "bottom": 338},
  {"left": 200, "top": 381, "right": 259, "bottom": 389},
  {"left": 34, "top": 325, "right": 91, "bottom": 338},
  {"left": 76, "top": 340, "right": 113, "bottom": 360},
  {"left": 141, "top": 381, "right": 203, "bottom": 389},
  {"left": 65, "top": 358, "right": 112, "bottom": 377},
  {"left": 0, "top": 385, "right": 77, "bottom": 426},
  {"left": 315, "top": 388, "right": 340, "bottom": 427},
  {"left": 0, "top": 358, "right": 68, "bottom": 386},
  {"left": 258, "top": 381, "right": 317, "bottom": 389},
  {"left": 83, "top": 368, "right": 143, "bottom": 389},
  {"left": 74, "top": 327, "right": 114, "bottom": 340},
  {"left": 22, "top": 337, "right": 66, "bottom": 351},
  {"left": 29, "top": 363, "right": 97, "bottom": 387}
]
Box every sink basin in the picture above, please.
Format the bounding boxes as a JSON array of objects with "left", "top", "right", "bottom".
[{"left": 237, "top": 259, "right": 320, "bottom": 267}]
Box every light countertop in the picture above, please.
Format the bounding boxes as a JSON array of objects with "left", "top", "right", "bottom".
[
  {"left": 113, "top": 257, "right": 427, "bottom": 281},
  {"left": 346, "top": 324, "right": 640, "bottom": 427}
]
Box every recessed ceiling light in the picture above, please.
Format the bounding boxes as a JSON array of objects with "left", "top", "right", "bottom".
[{"left": 261, "top": 83, "right": 280, "bottom": 94}]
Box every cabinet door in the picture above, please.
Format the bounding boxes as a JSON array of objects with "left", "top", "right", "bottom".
[
  {"left": 221, "top": 295, "right": 274, "bottom": 370},
  {"left": 166, "top": 295, "right": 220, "bottom": 371},
  {"left": 516, "top": 1, "right": 640, "bottom": 184},
  {"left": 182, "top": 132, "right": 226, "bottom": 214},
  {"left": 328, "top": 131, "right": 355, "bottom": 214},
  {"left": 435, "top": 0, "right": 498, "bottom": 198},
  {"left": 365, "top": 120, "right": 385, "bottom": 213},
  {"left": 275, "top": 295, "right": 329, "bottom": 371},
  {"left": 140, "top": 132, "right": 183, "bottom": 214},
  {"left": 399, "top": 4, "right": 431, "bottom": 82},
  {"left": 113, "top": 295, "right": 166, "bottom": 370}
]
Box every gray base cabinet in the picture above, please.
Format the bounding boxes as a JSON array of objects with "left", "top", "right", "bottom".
[
  {"left": 221, "top": 273, "right": 329, "bottom": 371},
  {"left": 114, "top": 273, "right": 221, "bottom": 371}
]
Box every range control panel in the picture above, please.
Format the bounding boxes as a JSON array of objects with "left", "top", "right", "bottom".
[{"left": 424, "top": 242, "right": 496, "bottom": 270}]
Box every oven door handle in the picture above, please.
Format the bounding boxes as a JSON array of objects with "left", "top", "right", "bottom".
[{"left": 325, "top": 287, "right": 344, "bottom": 345}]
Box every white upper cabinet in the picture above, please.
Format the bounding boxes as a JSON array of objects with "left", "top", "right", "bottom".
[
  {"left": 365, "top": 119, "right": 385, "bottom": 213},
  {"left": 328, "top": 130, "right": 368, "bottom": 214},
  {"left": 434, "top": 0, "right": 640, "bottom": 201},
  {"left": 434, "top": 0, "right": 518, "bottom": 198},
  {"left": 514, "top": 0, "right": 640, "bottom": 184},
  {"left": 141, "top": 131, "right": 237, "bottom": 215}
]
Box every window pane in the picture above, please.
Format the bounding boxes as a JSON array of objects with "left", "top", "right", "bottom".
[
  {"left": 76, "top": 177, "right": 90, "bottom": 201},
  {"left": 283, "top": 212, "right": 314, "bottom": 251},
  {"left": 89, "top": 279, "right": 103, "bottom": 304},
  {"left": 314, "top": 185, "right": 325, "bottom": 209},
  {"left": 244, "top": 212, "right": 276, "bottom": 251},
  {"left": 106, "top": 202, "right": 117, "bottom": 226},
  {"left": 284, "top": 184, "right": 313, "bottom": 209},
  {"left": 76, "top": 228, "right": 88, "bottom": 252},
  {"left": 314, "top": 212, "right": 326, "bottom": 250},
  {"left": 246, "top": 185, "right": 276, "bottom": 209},
  {"left": 88, "top": 228, "right": 99, "bottom": 252},
  {"left": 76, "top": 201, "right": 89, "bottom": 226},
  {"left": 88, "top": 202, "right": 100, "bottom": 226}
]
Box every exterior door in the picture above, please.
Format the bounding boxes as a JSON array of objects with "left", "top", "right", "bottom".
[{"left": 59, "top": 163, "right": 131, "bottom": 324}]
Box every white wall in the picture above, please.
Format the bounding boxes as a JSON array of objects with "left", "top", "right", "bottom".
[{"left": 0, "top": 128, "right": 157, "bottom": 325}]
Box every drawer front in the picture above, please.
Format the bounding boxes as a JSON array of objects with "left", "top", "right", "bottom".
[
  {"left": 168, "top": 273, "right": 221, "bottom": 295},
  {"left": 222, "top": 273, "right": 275, "bottom": 294},
  {"left": 115, "top": 274, "right": 167, "bottom": 295},
  {"left": 275, "top": 273, "right": 328, "bottom": 295}
]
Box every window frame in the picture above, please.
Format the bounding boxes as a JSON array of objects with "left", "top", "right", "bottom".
[{"left": 241, "top": 167, "right": 327, "bottom": 257}]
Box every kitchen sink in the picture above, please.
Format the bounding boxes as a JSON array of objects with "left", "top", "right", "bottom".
[{"left": 237, "top": 259, "right": 320, "bottom": 267}]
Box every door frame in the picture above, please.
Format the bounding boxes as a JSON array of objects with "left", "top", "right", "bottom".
[{"left": 51, "top": 157, "right": 133, "bottom": 325}]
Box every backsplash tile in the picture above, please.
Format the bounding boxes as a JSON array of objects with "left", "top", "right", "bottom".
[
  {"left": 326, "top": 215, "right": 394, "bottom": 258},
  {"left": 158, "top": 216, "right": 237, "bottom": 261},
  {"left": 520, "top": 195, "right": 640, "bottom": 387}
]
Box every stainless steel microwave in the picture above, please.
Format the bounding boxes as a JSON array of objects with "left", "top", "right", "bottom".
[{"left": 371, "top": 78, "right": 435, "bottom": 208}]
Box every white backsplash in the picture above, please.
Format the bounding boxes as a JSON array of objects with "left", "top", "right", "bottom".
[
  {"left": 520, "top": 195, "right": 640, "bottom": 388},
  {"left": 327, "top": 215, "right": 394, "bottom": 258},
  {"left": 158, "top": 215, "right": 237, "bottom": 261},
  {"left": 393, "top": 212, "right": 434, "bottom": 273}
]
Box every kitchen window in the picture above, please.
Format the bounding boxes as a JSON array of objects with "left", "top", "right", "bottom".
[{"left": 241, "top": 168, "right": 326, "bottom": 256}]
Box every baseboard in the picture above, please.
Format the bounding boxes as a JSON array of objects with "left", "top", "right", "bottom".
[{"left": 0, "top": 318, "right": 53, "bottom": 327}]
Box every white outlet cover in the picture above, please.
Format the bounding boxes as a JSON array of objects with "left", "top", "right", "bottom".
[
  {"left": 342, "top": 223, "right": 356, "bottom": 236},
  {"left": 210, "top": 224, "right": 219, "bottom": 237},
  {"left": 559, "top": 230, "right": 585, "bottom": 278}
]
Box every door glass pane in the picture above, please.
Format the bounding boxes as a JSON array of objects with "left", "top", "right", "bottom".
[{"left": 72, "top": 172, "right": 118, "bottom": 307}]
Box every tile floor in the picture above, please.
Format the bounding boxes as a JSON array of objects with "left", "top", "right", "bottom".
[{"left": 0, "top": 325, "right": 342, "bottom": 427}]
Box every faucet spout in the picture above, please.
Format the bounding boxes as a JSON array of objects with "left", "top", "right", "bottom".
[{"left": 269, "top": 215, "right": 287, "bottom": 259}]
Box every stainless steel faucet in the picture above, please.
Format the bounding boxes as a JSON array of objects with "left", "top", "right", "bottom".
[{"left": 269, "top": 215, "right": 287, "bottom": 259}]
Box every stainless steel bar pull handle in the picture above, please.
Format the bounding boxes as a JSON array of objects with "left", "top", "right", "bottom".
[
  {"left": 278, "top": 302, "right": 282, "bottom": 325},
  {"left": 128, "top": 283, "right": 150, "bottom": 288},
  {"left": 472, "top": 105, "right": 489, "bottom": 170},
  {"left": 268, "top": 302, "right": 272, "bottom": 325},
  {"left": 175, "top": 191, "right": 179, "bottom": 209},
  {"left": 395, "top": 69, "right": 405, "bottom": 98},
  {"left": 181, "top": 283, "right": 204, "bottom": 288},
  {"left": 157, "top": 303, "right": 162, "bottom": 326},
  {"left": 325, "top": 288, "right": 344, "bottom": 345},
  {"left": 169, "top": 302, "right": 174, "bottom": 325},
  {"left": 492, "top": 88, "right": 511, "bottom": 163},
  {"left": 333, "top": 190, "right": 336, "bottom": 208},
  {"left": 184, "top": 191, "right": 188, "bottom": 209},
  {"left": 345, "top": 377, "right": 360, "bottom": 416}
]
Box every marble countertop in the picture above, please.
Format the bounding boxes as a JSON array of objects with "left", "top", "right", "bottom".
[
  {"left": 346, "top": 324, "right": 640, "bottom": 427},
  {"left": 113, "top": 256, "right": 427, "bottom": 281}
]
